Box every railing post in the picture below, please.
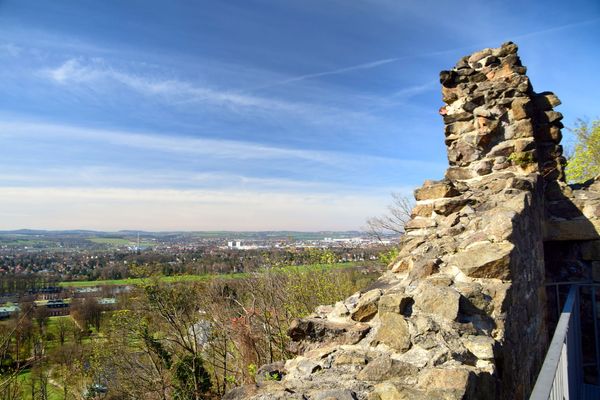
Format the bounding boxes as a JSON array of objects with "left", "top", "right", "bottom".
[
  {"left": 530, "top": 285, "right": 581, "bottom": 400},
  {"left": 593, "top": 286, "right": 600, "bottom": 385},
  {"left": 567, "top": 285, "right": 581, "bottom": 399}
]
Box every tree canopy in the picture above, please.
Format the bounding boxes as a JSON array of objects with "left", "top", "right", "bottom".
[{"left": 566, "top": 119, "right": 600, "bottom": 183}]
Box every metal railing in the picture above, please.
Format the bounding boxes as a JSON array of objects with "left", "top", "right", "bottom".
[
  {"left": 531, "top": 283, "right": 600, "bottom": 399},
  {"left": 530, "top": 285, "right": 582, "bottom": 400}
]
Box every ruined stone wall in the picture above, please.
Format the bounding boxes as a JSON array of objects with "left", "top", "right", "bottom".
[{"left": 225, "top": 43, "right": 579, "bottom": 400}]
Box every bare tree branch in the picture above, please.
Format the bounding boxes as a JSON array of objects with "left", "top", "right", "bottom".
[{"left": 365, "top": 192, "right": 413, "bottom": 241}]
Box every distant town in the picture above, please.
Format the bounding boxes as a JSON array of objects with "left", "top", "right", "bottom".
[
  {"left": 0, "top": 229, "right": 397, "bottom": 321},
  {"left": 0, "top": 229, "right": 395, "bottom": 253}
]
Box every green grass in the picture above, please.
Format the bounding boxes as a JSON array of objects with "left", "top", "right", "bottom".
[
  {"left": 88, "top": 237, "right": 132, "bottom": 245},
  {"left": 16, "top": 371, "right": 64, "bottom": 400},
  {"left": 59, "top": 272, "right": 246, "bottom": 287},
  {"left": 59, "top": 262, "right": 360, "bottom": 287},
  {"left": 87, "top": 237, "right": 154, "bottom": 247},
  {"left": 43, "top": 316, "right": 77, "bottom": 349},
  {"left": 281, "top": 262, "right": 358, "bottom": 272},
  {"left": 0, "top": 239, "right": 55, "bottom": 247},
  {"left": 46, "top": 315, "right": 73, "bottom": 332}
]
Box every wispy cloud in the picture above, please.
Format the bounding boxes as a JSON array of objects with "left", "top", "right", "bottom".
[
  {"left": 359, "top": 80, "right": 438, "bottom": 112},
  {"left": 0, "top": 166, "right": 404, "bottom": 194},
  {"left": 0, "top": 120, "right": 333, "bottom": 164},
  {"left": 0, "top": 42, "right": 22, "bottom": 57},
  {"left": 391, "top": 81, "right": 437, "bottom": 99},
  {"left": 259, "top": 58, "right": 400, "bottom": 87},
  {"left": 508, "top": 16, "right": 600, "bottom": 41},
  {"left": 0, "top": 186, "right": 391, "bottom": 231},
  {"left": 250, "top": 16, "right": 600, "bottom": 91},
  {"left": 41, "top": 58, "right": 393, "bottom": 131},
  {"left": 45, "top": 58, "right": 297, "bottom": 112},
  {"left": 0, "top": 120, "right": 443, "bottom": 171}
]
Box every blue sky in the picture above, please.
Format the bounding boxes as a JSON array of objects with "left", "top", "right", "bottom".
[{"left": 0, "top": 0, "right": 599, "bottom": 231}]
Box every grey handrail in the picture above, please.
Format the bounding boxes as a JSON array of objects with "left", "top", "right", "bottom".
[{"left": 530, "top": 285, "right": 582, "bottom": 400}]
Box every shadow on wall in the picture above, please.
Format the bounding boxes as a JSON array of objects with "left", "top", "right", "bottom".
[{"left": 542, "top": 177, "right": 600, "bottom": 385}]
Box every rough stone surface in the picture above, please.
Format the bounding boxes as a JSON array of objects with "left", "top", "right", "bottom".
[
  {"left": 378, "top": 292, "right": 412, "bottom": 314},
  {"left": 417, "top": 368, "right": 472, "bottom": 391},
  {"left": 449, "top": 242, "right": 514, "bottom": 279},
  {"left": 351, "top": 289, "right": 383, "bottom": 322},
  {"left": 287, "top": 317, "right": 370, "bottom": 354},
  {"left": 544, "top": 179, "right": 600, "bottom": 241},
  {"left": 593, "top": 262, "right": 600, "bottom": 283},
  {"left": 414, "top": 180, "right": 459, "bottom": 201},
  {"left": 333, "top": 350, "right": 369, "bottom": 366},
  {"left": 312, "top": 390, "right": 358, "bottom": 400},
  {"left": 545, "top": 218, "right": 600, "bottom": 241},
  {"left": 372, "top": 312, "right": 411, "bottom": 353},
  {"left": 414, "top": 283, "right": 460, "bottom": 320},
  {"left": 581, "top": 240, "right": 600, "bottom": 260},
  {"left": 463, "top": 336, "right": 496, "bottom": 360},
  {"left": 356, "top": 355, "right": 418, "bottom": 382},
  {"left": 224, "top": 42, "right": 594, "bottom": 400},
  {"left": 255, "top": 362, "right": 285, "bottom": 384}
]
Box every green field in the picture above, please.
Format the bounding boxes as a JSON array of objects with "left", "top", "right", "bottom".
[
  {"left": 0, "top": 239, "right": 57, "bottom": 247},
  {"left": 59, "top": 273, "right": 242, "bottom": 287},
  {"left": 59, "top": 262, "right": 360, "bottom": 287},
  {"left": 16, "top": 371, "right": 63, "bottom": 400},
  {"left": 88, "top": 237, "right": 132, "bottom": 245},
  {"left": 87, "top": 237, "right": 154, "bottom": 247}
]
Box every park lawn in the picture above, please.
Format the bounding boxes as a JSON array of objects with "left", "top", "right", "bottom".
[
  {"left": 17, "top": 371, "right": 63, "bottom": 400},
  {"left": 43, "top": 316, "right": 79, "bottom": 351},
  {"left": 59, "top": 262, "right": 360, "bottom": 287},
  {"left": 46, "top": 315, "right": 74, "bottom": 332},
  {"left": 44, "top": 314, "right": 108, "bottom": 349}
]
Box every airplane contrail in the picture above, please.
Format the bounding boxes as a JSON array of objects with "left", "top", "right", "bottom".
[{"left": 249, "top": 16, "right": 600, "bottom": 91}]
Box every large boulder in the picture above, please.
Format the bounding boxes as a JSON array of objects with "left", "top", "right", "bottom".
[
  {"left": 287, "top": 318, "right": 370, "bottom": 354},
  {"left": 356, "top": 355, "right": 418, "bottom": 382},
  {"left": 449, "top": 241, "right": 514, "bottom": 280},
  {"left": 351, "top": 289, "right": 383, "bottom": 322},
  {"left": 414, "top": 180, "right": 460, "bottom": 201},
  {"left": 372, "top": 312, "right": 411, "bottom": 353},
  {"left": 414, "top": 283, "right": 460, "bottom": 320}
]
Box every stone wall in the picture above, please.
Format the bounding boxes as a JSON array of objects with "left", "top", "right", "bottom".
[
  {"left": 545, "top": 179, "right": 600, "bottom": 242},
  {"left": 224, "top": 43, "right": 595, "bottom": 400}
]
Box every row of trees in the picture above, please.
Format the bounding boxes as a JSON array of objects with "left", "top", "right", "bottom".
[{"left": 0, "top": 247, "right": 384, "bottom": 284}]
